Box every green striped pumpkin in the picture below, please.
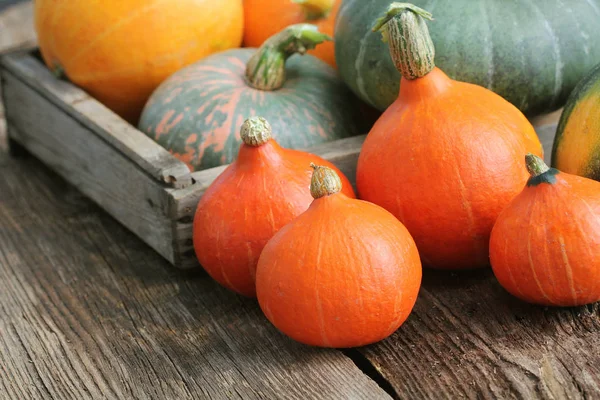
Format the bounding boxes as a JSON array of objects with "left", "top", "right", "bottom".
[
  {"left": 335, "top": 0, "right": 600, "bottom": 117},
  {"left": 139, "top": 25, "right": 368, "bottom": 171}
]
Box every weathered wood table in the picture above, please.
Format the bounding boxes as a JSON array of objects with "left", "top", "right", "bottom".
[{"left": 0, "top": 120, "right": 599, "bottom": 399}]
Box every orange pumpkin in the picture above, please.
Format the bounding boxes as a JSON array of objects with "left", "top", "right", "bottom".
[
  {"left": 256, "top": 164, "right": 422, "bottom": 348},
  {"left": 243, "top": 0, "right": 340, "bottom": 68},
  {"left": 490, "top": 154, "right": 600, "bottom": 307},
  {"left": 193, "top": 117, "right": 355, "bottom": 298},
  {"left": 34, "top": 0, "right": 244, "bottom": 124},
  {"left": 356, "top": 4, "right": 544, "bottom": 270}
]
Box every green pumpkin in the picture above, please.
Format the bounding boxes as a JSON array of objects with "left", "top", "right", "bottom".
[
  {"left": 139, "top": 24, "right": 369, "bottom": 171},
  {"left": 551, "top": 62, "right": 600, "bottom": 180},
  {"left": 335, "top": 0, "right": 600, "bottom": 117}
]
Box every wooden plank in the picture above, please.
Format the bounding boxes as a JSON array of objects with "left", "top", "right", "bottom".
[
  {"left": 529, "top": 108, "right": 563, "bottom": 129},
  {"left": 1, "top": 68, "right": 177, "bottom": 265},
  {"left": 0, "top": 1, "right": 36, "bottom": 55},
  {"left": 0, "top": 151, "right": 391, "bottom": 400},
  {"left": 0, "top": 52, "right": 192, "bottom": 188},
  {"left": 538, "top": 123, "right": 557, "bottom": 164},
  {"left": 0, "top": 82, "right": 5, "bottom": 152},
  {"left": 0, "top": 0, "right": 35, "bottom": 151},
  {"left": 355, "top": 270, "right": 600, "bottom": 399}
]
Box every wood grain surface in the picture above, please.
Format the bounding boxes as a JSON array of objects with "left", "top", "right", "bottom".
[
  {"left": 356, "top": 270, "right": 600, "bottom": 399},
  {"left": 1, "top": 53, "right": 193, "bottom": 188},
  {"left": 0, "top": 150, "right": 390, "bottom": 400},
  {"left": 2, "top": 69, "right": 178, "bottom": 265},
  {"left": 0, "top": 0, "right": 35, "bottom": 151},
  {"left": 0, "top": 1, "right": 35, "bottom": 54}
]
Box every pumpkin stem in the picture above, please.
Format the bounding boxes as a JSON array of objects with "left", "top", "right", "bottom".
[
  {"left": 292, "top": 0, "right": 335, "bottom": 20},
  {"left": 52, "top": 63, "right": 66, "bottom": 79},
  {"left": 526, "top": 153, "right": 560, "bottom": 186},
  {"left": 525, "top": 154, "right": 550, "bottom": 177},
  {"left": 372, "top": 2, "right": 435, "bottom": 80},
  {"left": 240, "top": 117, "right": 272, "bottom": 146},
  {"left": 310, "top": 163, "right": 342, "bottom": 199},
  {"left": 246, "top": 24, "right": 331, "bottom": 91}
]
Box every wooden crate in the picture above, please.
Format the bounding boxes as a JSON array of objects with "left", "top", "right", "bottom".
[{"left": 0, "top": 50, "right": 559, "bottom": 269}]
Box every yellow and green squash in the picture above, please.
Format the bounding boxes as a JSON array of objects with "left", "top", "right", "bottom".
[{"left": 552, "top": 63, "right": 600, "bottom": 180}]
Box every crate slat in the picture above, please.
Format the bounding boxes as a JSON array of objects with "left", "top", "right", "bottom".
[
  {"left": 2, "top": 67, "right": 177, "bottom": 264},
  {"left": 1, "top": 52, "right": 192, "bottom": 188}
]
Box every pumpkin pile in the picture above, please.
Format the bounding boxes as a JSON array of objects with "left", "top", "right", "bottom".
[
  {"left": 138, "top": 23, "right": 370, "bottom": 171},
  {"left": 33, "top": 1, "right": 600, "bottom": 348}
]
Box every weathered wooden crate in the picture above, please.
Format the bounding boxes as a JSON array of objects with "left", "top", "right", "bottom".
[
  {"left": 0, "top": 50, "right": 366, "bottom": 269},
  {"left": 0, "top": 50, "right": 559, "bottom": 269}
]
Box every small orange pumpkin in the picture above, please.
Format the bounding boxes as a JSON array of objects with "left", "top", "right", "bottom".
[
  {"left": 256, "top": 164, "right": 422, "bottom": 348},
  {"left": 34, "top": 0, "right": 244, "bottom": 124},
  {"left": 193, "top": 117, "right": 355, "bottom": 298},
  {"left": 356, "top": 3, "right": 544, "bottom": 270},
  {"left": 243, "top": 0, "right": 340, "bottom": 68},
  {"left": 490, "top": 154, "right": 600, "bottom": 307}
]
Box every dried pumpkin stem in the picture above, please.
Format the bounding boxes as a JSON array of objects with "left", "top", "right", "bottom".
[
  {"left": 246, "top": 24, "right": 331, "bottom": 91},
  {"left": 240, "top": 117, "right": 272, "bottom": 146},
  {"left": 373, "top": 2, "right": 435, "bottom": 80},
  {"left": 525, "top": 154, "right": 550, "bottom": 177},
  {"left": 292, "top": 0, "right": 335, "bottom": 20},
  {"left": 310, "top": 163, "right": 342, "bottom": 199}
]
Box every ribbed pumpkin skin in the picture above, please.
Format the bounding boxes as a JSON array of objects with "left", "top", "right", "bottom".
[
  {"left": 256, "top": 192, "right": 422, "bottom": 348},
  {"left": 356, "top": 68, "right": 543, "bottom": 270},
  {"left": 490, "top": 170, "right": 600, "bottom": 307},
  {"left": 335, "top": 0, "right": 600, "bottom": 117},
  {"left": 139, "top": 49, "right": 367, "bottom": 171},
  {"left": 193, "top": 141, "right": 356, "bottom": 298},
  {"left": 552, "top": 63, "right": 600, "bottom": 180},
  {"left": 243, "top": 0, "right": 341, "bottom": 68},
  {"left": 34, "top": 0, "right": 244, "bottom": 124}
]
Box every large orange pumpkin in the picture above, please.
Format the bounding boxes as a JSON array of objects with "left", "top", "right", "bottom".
[
  {"left": 34, "top": 0, "right": 244, "bottom": 124},
  {"left": 256, "top": 164, "right": 422, "bottom": 347},
  {"left": 243, "top": 0, "right": 340, "bottom": 68},
  {"left": 490, "top": 154, "right": 600, "bottom": 307},
  {"left": 356, "top": 4, "right": 543, "bottom": 270}
]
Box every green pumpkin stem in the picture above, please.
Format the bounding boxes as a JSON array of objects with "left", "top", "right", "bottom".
[
  {"left": 240, "top": 117, "right": 272, "bottom": 146},
  {"left": 246, "top": 24, "right": 331, "bottom": 91},
  {"left": 292, "top": 0, "right": 334, "bottom": 20},
  {"left": 52, "top": 63, "right": 66, "bottom": 79},
  {"left": 525, "top": 154, "right": 551, "bottom": 177},
  {"left": 373, "top": 2, "right": 435, "bottom": 80},
  {"left": 525, "top": 153, "right": 560, "bottom": 186},
  {"left": 310, "top": 163, "right": 342, "bottom": 199}
]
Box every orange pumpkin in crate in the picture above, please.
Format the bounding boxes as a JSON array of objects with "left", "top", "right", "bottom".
[
  {"left": 34, "top": 0, "right": 244, "bottom": 124},
  {"left": 243, "top": 0, "right": 340, "bottom": 68}
]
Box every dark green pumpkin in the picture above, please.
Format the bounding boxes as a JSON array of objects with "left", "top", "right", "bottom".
[
  {"left": 335, "top": 0, "right": 600, "bottom": 117},
  {"left": 139, "top": 25, "right": 368, "bottom": 171},
  {"left": 551, "top": 62, "right": 600, "bottom": 180}
]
